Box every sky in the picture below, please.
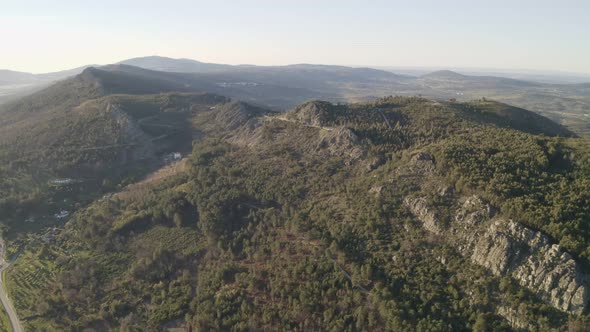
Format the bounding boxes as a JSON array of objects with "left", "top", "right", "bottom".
[{"left": 2, "top": 0, "right": 590, "bottom": 74}]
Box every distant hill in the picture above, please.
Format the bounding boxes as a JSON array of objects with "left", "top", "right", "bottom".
[
  {"left": 0, "top": 65, "right": 93, "bottom": 105},
  {"left": 0, "top": 64, "right": 328, "bottom": 112},
  {"left": 117, "top": 56, "right": 410, "bottom": 80},
  {"left": 457, "top": 100, "right": 574, "bottom": 137},
  {"left": 115, "top": 58, "right": 411, "bottom": 100},
  {"left": 421, "top": 70, "right": 540, "bottom": 87},
  {"left": 110, "top": 62, "right": 590, "bottom": 136},
  {"left": 35, "top": 65, "right": 95, "bottom": 81},
  {"left": 118, "top": 55, "right": 234, "bottom": 73},
  {"left": 0, "top": 65, "right": 224, "bottom": 186},
  {"left": 0, "top": 70, "right": 37, "bottom": 85},
  {"left": 2, "top": 58, "right": 590, "bottom": 135},
  {"left": 1, "top": 65, "right": 214, "bottom": 117},
  {"left": 0, "top": 65, "right": 93, "bottom": 86},
  {"left": 421, "top": 70, "right": 468, "bottom": 80}
]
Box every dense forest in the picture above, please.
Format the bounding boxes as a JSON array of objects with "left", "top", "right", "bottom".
[{"left": 4, "top": 96, "right": 590, "bottom": 331}]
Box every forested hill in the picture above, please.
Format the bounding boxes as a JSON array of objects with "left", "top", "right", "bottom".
[
  {"left": 0, "top": 77, "right": 239, "bottom": 234},
  {"left": 0, "top": 65, "right": 210, "bottom": 122},
  {"left": 8, "top": 96, "right": 590, "bottom": 331}
]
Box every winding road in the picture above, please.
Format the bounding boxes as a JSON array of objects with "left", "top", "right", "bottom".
[{"left": 0, "top": 240, "right": 23, "bottom": 332}]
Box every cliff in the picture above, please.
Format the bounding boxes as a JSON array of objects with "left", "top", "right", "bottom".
[{"left": 405, "top": 195, "right": 590, "bottom": 314}]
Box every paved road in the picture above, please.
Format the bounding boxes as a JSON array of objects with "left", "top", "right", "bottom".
[{"left": 0, "top": 240, "right": 23, "bottom": 332}]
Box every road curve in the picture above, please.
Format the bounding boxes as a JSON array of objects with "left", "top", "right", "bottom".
[{"left": 0, "top": 240, "right": 23, "bottom": 332}]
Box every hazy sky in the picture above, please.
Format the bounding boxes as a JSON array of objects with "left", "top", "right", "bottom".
[{"left": 2, "top": 0, "right": 590, "bottom": 74}]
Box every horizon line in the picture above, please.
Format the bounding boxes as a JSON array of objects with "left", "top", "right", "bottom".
[{"left": 3, "top": 55, "right": 590, "bottom": 78}]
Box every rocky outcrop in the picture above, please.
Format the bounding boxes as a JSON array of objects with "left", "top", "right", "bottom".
[
  {"left": 317, "top": 127, "right": 364, "bottom": 163},
  {"left": 410, "top": 152, "right": 436, "bottom": 172},
  {"left": 366, "top": 155, "right": 386, "bottom": 172},
  {"left": 469, "top": 220, "right": 589, "bottom": 313},
  {"left": 454, "top": 195, "right": 494, "bottom": 227},
  {"left": 212, "top": 101, "right": 268, "bottom": 147},
  {"left": 396, "top": 152, "right": 436, "bottom": 176},
  {"left": 109, "top": 103, "right": 155, "bottom": 162},
  {"left": 285, "top": 101, "right": 332, "bottom": 127},
  {"left": 215, "top": 101, "right": 260, "bottom": 131},
  {"left": 496, "top": 306, "right": 535, "bottom": 330},
  {"left": 404, "top": 197, "right": 442, "bottom": 235},
  {"left": 405, "top": 194, "right": 590, "bottom": 314},
  {"left": 369, "top": 185, "right": 383, "bottom": 197}
]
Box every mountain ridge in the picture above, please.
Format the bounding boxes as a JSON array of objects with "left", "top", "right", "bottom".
[{"left": 2, "top": 57, "right": 590, "bottom": 137}]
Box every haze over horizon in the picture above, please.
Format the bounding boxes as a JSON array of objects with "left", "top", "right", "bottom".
[{"left": 3, "top": 0, "right": 590, "bottom": 74}]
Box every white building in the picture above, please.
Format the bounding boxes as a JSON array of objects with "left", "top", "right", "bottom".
[
  {"left": 51, "top": 178, "right": 75, "bottom": 185},
  {"left": 54, "top": 210, "right": 69, "bottom": 219}
]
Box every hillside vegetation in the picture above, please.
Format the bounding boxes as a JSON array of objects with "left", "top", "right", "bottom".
[
  {"left": 0, "top": 70, "right": 236, "bottom": 234},
  {"left": 7, "top": 96, "right": 590, "bottom": 331}
]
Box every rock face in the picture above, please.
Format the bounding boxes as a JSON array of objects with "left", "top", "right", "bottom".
[
  {"left": 285, "top": 101, "right": 332, "bottom": 127},
  {"left": 317, "top": 127, "right": 364, "bottom": 162},
  {"left": 404, "top": 197, "right": 442, "bottom": 235},
  {"left": 369, "top": 185, "right": 383, "bottom": 197},
  {"left": 469, "top": 220, "right": 589, "bottom": 313},
  {"left": 109, "top": 103, "right": 155, "bottom": 162},
  {"left": 215, "top": 101, "right": 259, "bottom": 131},
  {"left": 405, "top": 195, "right": 590, "bottom": 314},
  {"left": 213, "top": 101, "right": 268, "bottom": 147},
  {"left": 410, "top": 152, "right": 436, "bottom": 173}
]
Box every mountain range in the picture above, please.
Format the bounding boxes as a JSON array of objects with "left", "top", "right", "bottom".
[{"left": 2, "top": 56, "right": 589, "bottom": 136}]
